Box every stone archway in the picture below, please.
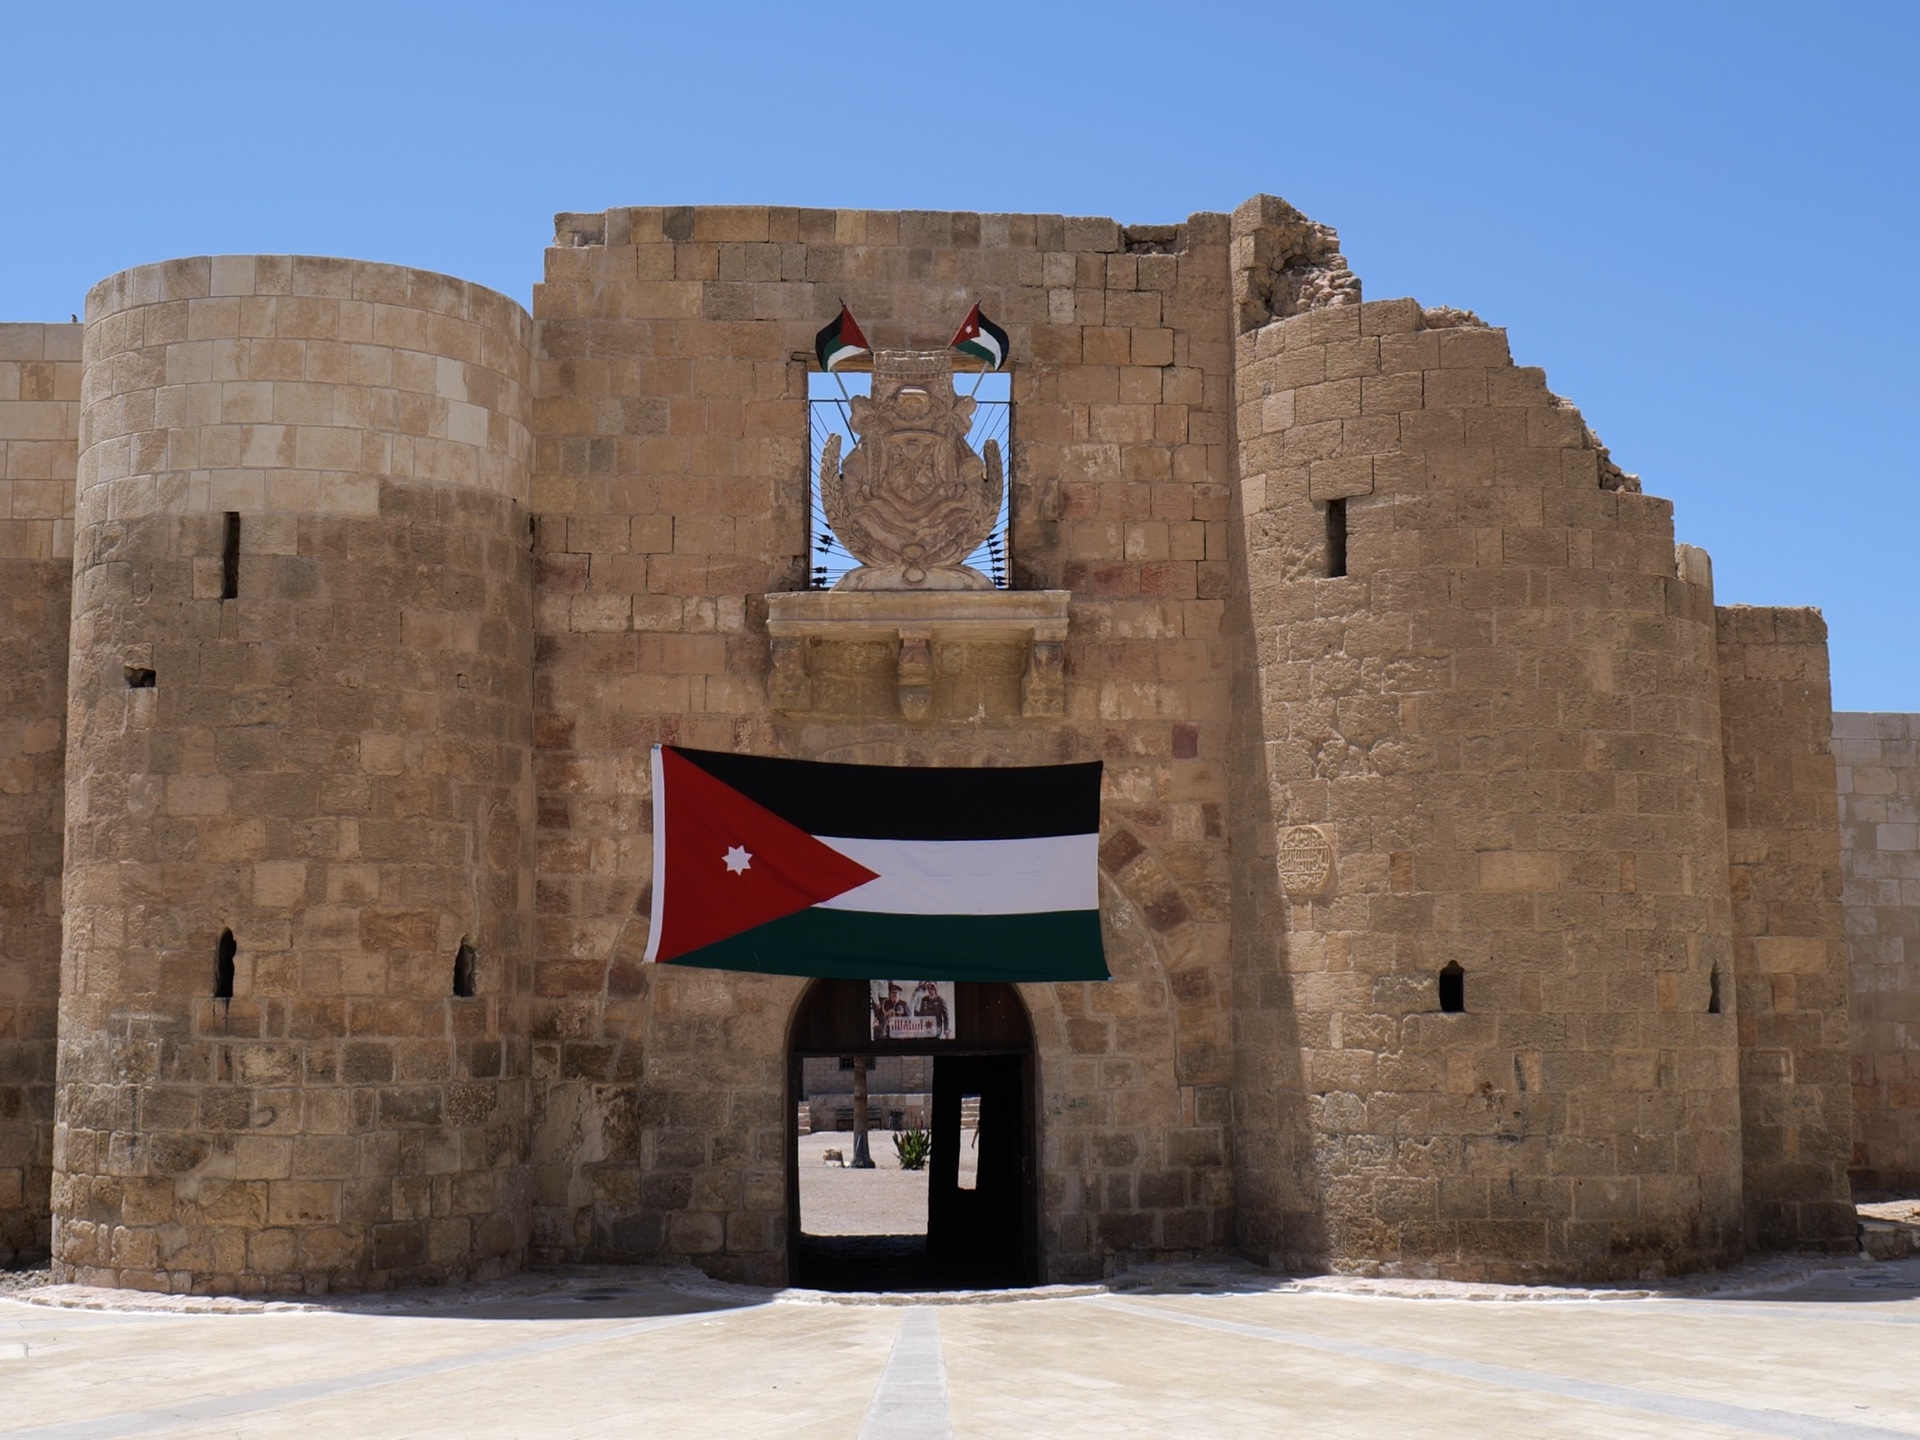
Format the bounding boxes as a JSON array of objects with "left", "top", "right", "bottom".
[{"left": 786, "top": 978, "right": 1037, "bottom": 1290}]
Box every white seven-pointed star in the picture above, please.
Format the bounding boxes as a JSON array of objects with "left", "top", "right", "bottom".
[{"left": 723, "top": 845, "right": 752, "bottom": 875}]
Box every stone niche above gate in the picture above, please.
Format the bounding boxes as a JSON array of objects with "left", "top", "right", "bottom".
[
  {"left": 774, "top": 345, "right": 1067, "bottom": 722},
  {"left": 764, "top": 589, "right": 1070, "bottom": 722}
]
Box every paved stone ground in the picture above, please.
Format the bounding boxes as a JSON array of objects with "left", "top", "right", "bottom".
[
  {"left": 0, "top": 1267, "right": 48, "bottom": 1297},
  {"left": 798, "top": 1129, "right": 976, "bottom": 1237},
  {"left": 2, "top": 1254, "right": 1919, "bottom": 1437}
]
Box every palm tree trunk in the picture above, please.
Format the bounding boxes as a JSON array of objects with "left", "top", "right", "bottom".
[{"left": 851, "top": 1057, "right": 875, "bottom": 1168}]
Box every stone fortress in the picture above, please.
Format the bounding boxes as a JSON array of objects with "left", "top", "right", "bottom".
[{"left": 0, "top": 194, "right": 1913, "bottom": 1295}]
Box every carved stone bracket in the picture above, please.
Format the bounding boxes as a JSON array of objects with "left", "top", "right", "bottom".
[
  {"left": 1023, "top": 639, "right": 1065, "bottom": 717},
  {"left": 896, "top": 627, "right": 934, "bottom": 721},
  {"left": 764, "top": 590, "right": 1071, "bottom": 722},
  {"left": 767, "top": 633, "right": 810, "bottom": 711}
]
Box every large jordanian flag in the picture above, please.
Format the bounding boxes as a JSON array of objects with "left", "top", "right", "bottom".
[{"left": 644, "top": 746, "right": 1108, "bottom": 982}]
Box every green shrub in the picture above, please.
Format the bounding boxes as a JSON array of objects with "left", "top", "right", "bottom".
[{"left": 893, "top": 1127, "right": 931, "bottom": 1171}]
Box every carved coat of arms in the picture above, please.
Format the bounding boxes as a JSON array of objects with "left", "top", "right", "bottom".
[{"left": 819, "top": 350, "right": 1002, "bottom": 590}]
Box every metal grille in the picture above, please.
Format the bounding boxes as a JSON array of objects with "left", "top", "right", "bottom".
[{"left": 807, "top": 371, "right": 1011, "bottom": 590}]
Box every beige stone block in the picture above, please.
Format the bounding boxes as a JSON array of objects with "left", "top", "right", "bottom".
[
  {"left": 293, "top": 427, "right": 362, "bottom": 472},
  {"left": 671, "top": 513, "right": 734, "bottom": 555},
  {"left": 1131, "top": 329, "right": 1175, "bottom": 368},
  {"left": 165, "top": 775, "right": 230, "bottom": 816},
  {"left": 1753, "top": 936, "right": 1830, "bottom": 974},
  {"left": 253, "top": 862, "right": 308, "bottom": 909},
  {"left": 631, "top": 514, "right": 674, "bottom": 553},
  {"left": 316, "top": 475, "right": 379, "bottom": 515},
  {"left": 263, "top": 470, "right": 319, "bottom": 512},
  {"left": 1478, "top": 852, "right": 1558, "bottom": 892},
  {"left": 0, "top": 402, "right": 72, "bottom": 442},
  {"left": 625, "top": 280, "right": 702, "bottom": 316},
  {"left": 692, "top": 207, "right": 771, "bottom": 242},
  {"left": 9, "top": 481, "right": 68, "bottom": 521},
  {"left": 1089, "top": 405, "right": 1156, "bottom": 444},
  {"left": 219, "top": 382, "right": 275, "bottom": 424},
  {"left": 1118, "top": 367, "right": 1163, "bottom": 405},
  {"left": 1081, "top": 328, "right": 1129, "bottom": 367},
  {"left": 570, "top": 595, "right": 631, "bottom": 632},
  {"left": 1307, "top": 457, "right": 1374, "bottom": 501},
  {"left": 266, "top": 1180, "right": 340, "bottom": 1226},
  {"left": 208, "top": 256, "right": 256, "bottom": 297}
]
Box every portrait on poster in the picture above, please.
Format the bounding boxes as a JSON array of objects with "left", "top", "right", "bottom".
[{"left": 870, "top": 980, "right": 955, "bottom": 1041}]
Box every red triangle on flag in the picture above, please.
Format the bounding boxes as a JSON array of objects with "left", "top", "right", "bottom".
[
  {"left": 648, "top": 747, "right": 879, "bottom": 963},
  {"left": 949, "top": 303, "right": 981, "bottom": 348},
  {"left": 838, "top": 304, "right": 870, "bottom": 351}
]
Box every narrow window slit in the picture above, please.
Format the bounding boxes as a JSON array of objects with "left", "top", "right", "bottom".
[
  {"left": 124, "top": 666, "right": 156, "bottom": 689},
  {"left": 1708, "top": 966, "right": 1722, "bottom": 1014},
  {"left": 215, "top": 929, "right": 236, "bottom": 1000},
  {"left": 453, "top": 939, "right": 477, "bottom": 998},
  {"left": 1439, "top": 961, "right": 1465, "bottom": 1014},
  {"left": 221, "top": 512, "right": 240, "bottom": 599},
  {"left": 1326, "top": 497, "right": 1348, "bottom": 578}
]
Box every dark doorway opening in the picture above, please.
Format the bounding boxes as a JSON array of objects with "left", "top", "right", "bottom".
[{"left": 787, "top": 978, "right": 1037, "bottom": 1292}]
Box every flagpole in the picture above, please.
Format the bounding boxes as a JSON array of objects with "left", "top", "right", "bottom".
[{"left": 827, "top": 369, "right": 854, "bottom": 433}]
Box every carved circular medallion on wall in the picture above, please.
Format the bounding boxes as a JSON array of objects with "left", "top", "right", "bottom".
[{"left": 1277, "top": 824, "right": 1334, "bottom": 896}]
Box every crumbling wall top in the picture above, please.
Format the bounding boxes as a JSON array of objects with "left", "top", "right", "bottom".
[{"left": 1229, "top": 194, "right": 1361, "bottom": 333}]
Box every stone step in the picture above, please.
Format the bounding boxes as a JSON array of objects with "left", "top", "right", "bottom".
[{"left": 1860, "top": 1219, "right": 1920, "bottom": 1261}]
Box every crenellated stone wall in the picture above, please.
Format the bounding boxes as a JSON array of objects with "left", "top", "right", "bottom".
[{"left": 0, "top": 322, "right": 81, "bottom": 1261}]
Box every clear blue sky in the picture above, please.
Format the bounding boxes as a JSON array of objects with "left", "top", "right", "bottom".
[{"left": 5, "top": 2, "right": 1911, "bottom": 708}]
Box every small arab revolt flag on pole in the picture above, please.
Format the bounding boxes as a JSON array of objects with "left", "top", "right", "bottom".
[
  {"left": 643, "top": 746, "right": 1108, "bottom": 982},
  {"left": 949, "top": 303, "right": 1009, "bottom": 371},
  {"left": 813, "top": 304, "right": 870, "bottom": 372}
]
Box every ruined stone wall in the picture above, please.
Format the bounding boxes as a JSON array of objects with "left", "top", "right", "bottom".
[
  {"left": 1834, "top": 712, "right": 1920, "bottom": 1192},
  {"left": 529, "top": 205, "right": 1237, "bottom": 1283},
  {"left": 55, "top": 258, "right": 535, "bottom": 1293},
  {"left": 1230, "top": 257, "right": 1746, "bottom": 1280},
  {"left": 1713, "top": 607, "right": 1856, "bottom": 1250},
  {"left": 0, "top": 322, "right": 81, "bottom": 1260}
]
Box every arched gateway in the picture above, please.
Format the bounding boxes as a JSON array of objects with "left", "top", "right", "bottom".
[{"left": 787, "top": 980, "right": 1037, "bottom": 1290}]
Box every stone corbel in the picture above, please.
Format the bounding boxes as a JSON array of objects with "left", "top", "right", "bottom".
[
  {"left": 768, "top": 634, "right": 810, "bottom": 711},
  {"left": 763, "top": 589, "right": 1071, "bottom": 723},
  {"left": 896, "top": 628, "right": 933, "bottom": 722},
  {"left": 1022, "top": 639, "right": 1065, "bottom": 718}
]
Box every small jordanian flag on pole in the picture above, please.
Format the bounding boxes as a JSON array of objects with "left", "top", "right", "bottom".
[
  {"left": 949, "top": 303, "right": 1009, "bottom": 371},
  {"left": 644, "top": 747, "right": 1108, "bottom": 982},
  {"left": 814, "top": 304, "right": 870, "bottom": 372}
]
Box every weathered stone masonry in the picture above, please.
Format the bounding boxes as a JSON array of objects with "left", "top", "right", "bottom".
[
  {"left": 0, "top": 194, "right": 1894, "bottom": 1294},
  {"left": 1835, "top": 711, "right": 1920, "bottom": 1192},
  {"left": 0, "top": 322, "right": 79, "bottom": 1263},
  {"left": 529, "top": 205, "right": 1239, "bottom": 1283},
  {"left": 52, "top": 260, "right": 535, "bottom": 1292}
]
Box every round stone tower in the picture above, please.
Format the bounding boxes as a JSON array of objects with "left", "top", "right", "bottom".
[
  {"left": 55, "top": 257, "right": 535, "bottom": 1293},
  {"left": 1231, "top": 291, "right": 1744, "bottom": 1282}
]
